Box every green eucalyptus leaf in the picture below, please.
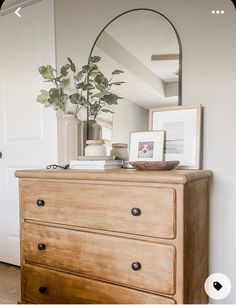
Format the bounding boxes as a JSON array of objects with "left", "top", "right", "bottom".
[
  {"left": 60, "top": 64, "right": 70, "bottom": 76},
  {"left": 94, "top": 73, "right": 108, "bottom": 90},
  {"left": 94, "top": 84, "right": 104, "bottom": 91},
  {"left": 101, "top": 93, "right": 121, "bottom": 105},
  {"left": 76, "top": 82, "right": 85, "bottom": 89},
  {"left": 49, "top": 88, "right": 58, "bottom": 97},
  {"left": 91, "top": 91, "right": 110, "bottom": 98},
  {"left": 67, "top": 57, "right": 76, "bottom": 72},
  {"left": 69, "top": 93, "right": 87, "bottom": 105},
  {"left": 67, "top": 57, "right": 73, "bottom": 65},
  {"left": 75, "top": 71, "right": 84, "bottom": 82},
  {"left": 38, "top": 65, "right": 54, "bottom": 79},
  {"left": 94, "top": 73, "right": 105, "bottom": 84},
  {"left": 89, "top": 70, "right": 101, "bottom": 77},
  {"left": 48, "top": 96, "right": 60, "bottom": 105},
  {"left": 89, "top": 64, "right": 98, "bottom": 72},
  {"left": 82, "top": 64, "right": 90, "bottom": 72},
  {"left": 44, "top": 101, "right": 52, "bottom": 108},
  {"left": 103, "top": 77, "right": 108, "bottom": 88},
  {"left": 69, "top": 93, "right": 80, "bottom": 104},
  {"left": 83, "top": 83, "right": 95, "bottom": 91},
  {"left": 101, "top": 108, "right": 113, "bottom": 113},
  {"left": 112, "top": 69, "right": 124, "bottom": 75},
  {"left": 48, "top": 88, "right": 68, "bottom": 107},
  {"left": 76, "top": 82, "right": 94, "bottom": 91},
  {"left": 36, "top": 89, "right": 50, "bottom": 104},
  {"left": 110, "top": 81, "right": 126, "bottom": 86},
  {"left": 89, "top": 56, "right": 101, "bottom": 63},
  {"left": 71, "top": 64, "right": 76, "bottom": 72}
]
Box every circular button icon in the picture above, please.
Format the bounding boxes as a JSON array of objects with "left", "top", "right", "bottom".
[{"left": 205, "top": 273, "right": 231, "bottom": 300}]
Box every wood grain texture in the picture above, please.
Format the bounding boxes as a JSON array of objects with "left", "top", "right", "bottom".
[
  {"left": 151, "top": 54, "right": 179, "bottom": 61},
  {"left": 22, "top": 222, "right": 176, "bottom": 295},
  {"left": 15, "top": 168, "right": 212, "bottom": 184},
  {"left": 17, "top": 169, "right": 212, "bottom": 304},
  {"left": 0, "top": 263, "right": 20, "bottom": 304},
  {"left": 21, "top": 180, "right": 176, "bottom": 239},
  {"left": 183, "top": 178, "right": 209, "bottom": 303},
  {"left": 129, "top": 161, "right": 180, "bottom": 171},
  {"left": 21, "top": 264, "right": 175, "bottom": 304}
]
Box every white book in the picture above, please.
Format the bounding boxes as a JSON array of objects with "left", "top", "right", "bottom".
[
  {"left": 70, "top": 160, "right": 123, "bottom": 166},
  {"left": 77, "top": 156, "right": 115, "bottom": 161},
  {"left": 70, "top": 159, "right": 123, "bottom": 170},
  {"left": 70, "top": 164, "right": 122, "bottom": 170}
]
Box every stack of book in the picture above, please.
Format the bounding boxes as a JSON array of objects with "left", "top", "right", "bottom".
[{"left": 70, "top": 157, "right": 123, "bottom": 170}]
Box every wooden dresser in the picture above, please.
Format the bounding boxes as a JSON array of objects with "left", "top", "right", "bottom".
[{"left": 15, "top": 169, "right": 212, "bottom": 304}]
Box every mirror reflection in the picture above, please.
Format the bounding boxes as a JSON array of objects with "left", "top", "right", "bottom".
[{"left": 91, "top": 9, "right": 181, "bottom": 147}]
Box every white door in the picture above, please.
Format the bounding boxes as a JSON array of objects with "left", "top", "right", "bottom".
[{"left": 0, "top": 0, "right": 57, "bottom": 265}]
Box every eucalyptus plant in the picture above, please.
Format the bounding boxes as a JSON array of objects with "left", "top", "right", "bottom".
[
  {"left": 36, "top": 56, "right": 125, "bottom": 120},
  {"left": 68, "top": 56, "right": 125, "bottom": 120},
  {"left": 36, "top": 64, "right": 70, "bottom": 118}
]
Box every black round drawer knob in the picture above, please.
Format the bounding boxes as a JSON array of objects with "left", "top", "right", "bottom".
[
  {"left": 131, "top": 262, "right": 142, "bottom": 271},
  {"left": 131, "top": 207, "right": 141, "bottom": 216},
  {"left": 36, "top": 199, "right": 45, "bottom": 206},
  {"left": 39, "top": 287, "right": 47, "bottom": 294},
  {"left": 38, "top": 243, "right": 46, "bottom": 251}
]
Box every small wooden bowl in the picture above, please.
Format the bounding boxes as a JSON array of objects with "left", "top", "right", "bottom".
[{"left": 129, "top": 160, "right": 180, "bottom": 171}]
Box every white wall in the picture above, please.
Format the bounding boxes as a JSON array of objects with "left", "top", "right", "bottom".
[
  {"left": 112, "top": 99, "right": 148, "bottom": 145},
  {"left": 55, "top": 0, "right": 236, "bottom": 302}
]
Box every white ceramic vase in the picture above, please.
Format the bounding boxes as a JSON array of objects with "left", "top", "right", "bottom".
[
  {"left": 57, "top": 114, "right": 84, "bottom": 165},
  {"left": 85, "top": 140, "right": 106, "bottom": 157}
]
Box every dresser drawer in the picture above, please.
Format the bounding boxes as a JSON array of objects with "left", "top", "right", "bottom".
[
  {"left": 22, "top": 222, "right": 176, "bottom": 295},
  {"left": 21, "top": 180, "right": 176, "bottom": 239},
  {"left": 22, "top": 264, "right": 175, "bottom": 304}
]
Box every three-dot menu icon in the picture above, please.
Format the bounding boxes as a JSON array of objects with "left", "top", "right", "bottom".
[{"left": 212, "top": 10, "right": 225, "bottom": 14}]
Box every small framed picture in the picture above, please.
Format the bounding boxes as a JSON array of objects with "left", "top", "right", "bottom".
[
  {"left": 129, "top": 131, "right": 165, "bottom": 162},
  {"left": 149, "top": 105, "right": 202, "bottom": 169}
]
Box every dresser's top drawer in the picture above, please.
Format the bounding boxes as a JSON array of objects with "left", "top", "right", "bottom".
[
  {"left": 22, "top": 222, "right": 176, "bottom": 295},
  {"left": 20, "top": 180, "right": 176, "bottom": 239},
  {"left": 22, "top": 264, "right": 175, "bottom": 304}
]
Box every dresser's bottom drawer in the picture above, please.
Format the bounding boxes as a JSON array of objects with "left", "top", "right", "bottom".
[{"left": 21, "top": 264, "right": 175, "bottom": 304}]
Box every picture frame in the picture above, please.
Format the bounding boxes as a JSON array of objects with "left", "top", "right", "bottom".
[
  {"left": 149, "top": 105, "right": 202, "bottom": 169},
  {"left": 129, "top": 131, "right": 165, "bottom": 162}
]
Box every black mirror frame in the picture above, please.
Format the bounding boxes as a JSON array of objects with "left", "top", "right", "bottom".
[{"left": 89, "top": 8, "right": 182, "bottom": 106}]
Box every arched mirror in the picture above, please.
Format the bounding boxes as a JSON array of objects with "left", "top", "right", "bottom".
[{"left": 89, "top": 9, "right": 182, "bottom": 147}]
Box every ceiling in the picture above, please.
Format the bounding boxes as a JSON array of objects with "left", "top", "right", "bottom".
[
  {"left": 105, "top": 10, "right": 179, "bottom": 83},
  {"left": 95, "top": 46, "right": 178, "bottom": 109}
]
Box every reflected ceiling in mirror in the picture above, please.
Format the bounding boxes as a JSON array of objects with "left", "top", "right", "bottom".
[{"left": 90, "top": 9, "right": 182, "bottom": 110}]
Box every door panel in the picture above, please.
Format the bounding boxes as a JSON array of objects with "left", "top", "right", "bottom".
[{"left": 0, "top": 0, "right": 57, "bottom": 265}]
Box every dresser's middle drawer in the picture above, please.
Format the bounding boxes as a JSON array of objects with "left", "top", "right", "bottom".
[
  {"left": 21, "top": 180, "right": 176, "bottom": 239},
  {"left": 22, "top": 222, "right": 176, "bottom": 295}
]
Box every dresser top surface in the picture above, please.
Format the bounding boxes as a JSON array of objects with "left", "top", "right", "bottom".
[{"left": 15, "top": 169, "right": 212, "bottom": 184}]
